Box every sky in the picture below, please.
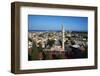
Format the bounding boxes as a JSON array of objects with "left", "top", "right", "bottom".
[{"left": 28, "top": 15, "right": 88, "bottom": 32}]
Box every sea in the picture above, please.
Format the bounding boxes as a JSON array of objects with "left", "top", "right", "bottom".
[
  {"left": 28, "top": 30, "right": 87, "bottom": 33},
  {"left": 28, "top": 30, "right": 61, "bottom": 32}
]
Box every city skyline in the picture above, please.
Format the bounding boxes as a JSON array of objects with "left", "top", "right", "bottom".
[{"left": 28, "top": 15, "right": 88, "bottom": 32}]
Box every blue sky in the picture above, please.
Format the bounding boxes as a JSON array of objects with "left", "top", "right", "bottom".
[{"left": 28, "top": 15, "right": 88, "bottom": 32}]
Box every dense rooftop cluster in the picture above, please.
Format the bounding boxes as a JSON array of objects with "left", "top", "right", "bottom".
[{"left": 28, "top": 31, "right": 88, "bottom": 60}]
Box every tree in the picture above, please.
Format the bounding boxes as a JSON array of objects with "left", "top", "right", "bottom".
[
  {"left": 47, "top": 39, "right": 55, "bottom": 48},
  {"left": 30, "top": 40, "right": 39, "bottom": 60},
  {"left": 28, "top": 37, "right": 32, "bottom": 42},
  {"left": 38, "top": 43, "right": 43, "bottom": 52}
]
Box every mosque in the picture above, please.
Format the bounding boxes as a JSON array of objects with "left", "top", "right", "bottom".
[{"left": 47, "top": 24, "right": 65, "bottom": 52}]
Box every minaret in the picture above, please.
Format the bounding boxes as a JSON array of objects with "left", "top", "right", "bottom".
[{"left": 62, "top": 24, "right": 65, "bottom": 51}]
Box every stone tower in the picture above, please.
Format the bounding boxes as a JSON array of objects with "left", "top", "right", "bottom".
[{"left": 62, "top": 24, "right": 65, "bottom": 51}]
